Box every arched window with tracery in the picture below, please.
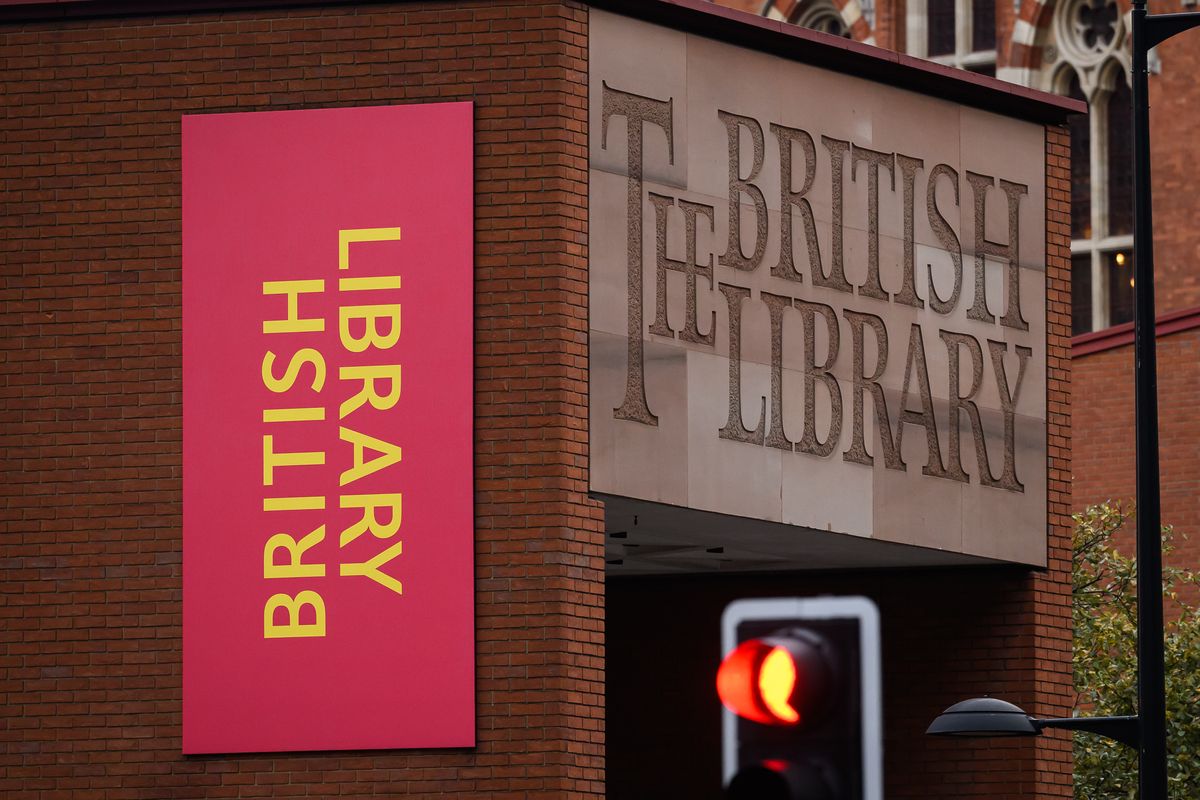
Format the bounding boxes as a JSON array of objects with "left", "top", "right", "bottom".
[
  {"left": 762, "top": 0, "right": 874, "bottom": 41},
  {"left": 1041, "top": 0, "right": 1132, "bottom": 334},
  {"left": 796, "top": 0, "right": 854, "bottom": 37}
]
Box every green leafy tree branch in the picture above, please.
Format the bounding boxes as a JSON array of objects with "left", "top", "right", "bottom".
[{"left": 1073, "top": 503, "right": 1200, "bottom": 799}]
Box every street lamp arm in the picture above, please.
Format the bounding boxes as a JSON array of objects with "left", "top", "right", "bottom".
[
  {"left": 1034, "top": 715, "right": 1140, "bottom": 749},
  {"left": 1144, "top": 11, "right": 1200, "bottom": 51}
]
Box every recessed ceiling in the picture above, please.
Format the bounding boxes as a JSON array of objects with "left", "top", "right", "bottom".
[{"left": 599, "top": 494, "right": 1001, "bottom": 576}]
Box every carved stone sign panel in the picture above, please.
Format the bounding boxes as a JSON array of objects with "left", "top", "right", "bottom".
[{"left": 588, "top": 9, "right": 1049, "bottom": 566}]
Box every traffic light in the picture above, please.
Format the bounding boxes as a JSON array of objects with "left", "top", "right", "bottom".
[{"left": 717, "top": 597, "right": 881, "bottom": 800}]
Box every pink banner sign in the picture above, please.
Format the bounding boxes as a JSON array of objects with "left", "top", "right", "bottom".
[{"left": 182, "top": 103, "right": 474, "bottom": 754}]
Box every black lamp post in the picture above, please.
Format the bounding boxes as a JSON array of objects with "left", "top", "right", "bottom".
[
  {"left": 928, "top": 5, "right": 1200, "bottom": 799},
  {"left": 1128, "top": 3, "right": 1198, "bottom": 793}
]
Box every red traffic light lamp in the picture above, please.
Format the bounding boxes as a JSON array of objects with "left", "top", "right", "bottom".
[
  {"left": 719, "top": 597, "right": 881, "bottom": 800},
  {"left": 717, "top": 629, "right": 834, "bottom": 727}
]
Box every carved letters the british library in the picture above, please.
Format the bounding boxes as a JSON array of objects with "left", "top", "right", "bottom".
[{"left": 602, "top": 82, "right": 1034, "bottom": 494}]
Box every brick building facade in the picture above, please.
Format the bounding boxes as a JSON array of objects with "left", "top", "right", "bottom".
[
  {"left": 2, "top": 1, "right": 1078, "bottom": 798},
  {"left": 1071, "top": 312, "right": 1200, "bottom": 578},
  {"left": 1, "top": 2, "right": 603, "bottom": 795}
]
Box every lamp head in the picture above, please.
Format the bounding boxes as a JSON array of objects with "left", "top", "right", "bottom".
[{"left": 926, "top": 697, "right": 1040, "bottom": 738}]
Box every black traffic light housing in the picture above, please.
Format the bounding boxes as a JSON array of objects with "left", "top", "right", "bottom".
[{"left": 719, "top": 597, "right": 881, "bottom": 800}]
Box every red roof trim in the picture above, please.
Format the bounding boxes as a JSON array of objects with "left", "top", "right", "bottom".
[{"left": 1071, "top": 305, "right": 1200, "bottom": 357}]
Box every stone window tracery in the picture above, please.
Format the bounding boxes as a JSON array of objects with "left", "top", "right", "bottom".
[
  {"left": 796, "top": 1, "right": 855, "bottom": 37},
  {"left": 765, "top": 0, "right": 863, "bottom": 39}
]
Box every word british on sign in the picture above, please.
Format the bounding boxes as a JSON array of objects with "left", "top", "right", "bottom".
[
  {"left": 588, "top": 10, "right": 1048, "bottom": 564},
  {"left": 183, "top": 103, "right": 474, "bottom": 753}
]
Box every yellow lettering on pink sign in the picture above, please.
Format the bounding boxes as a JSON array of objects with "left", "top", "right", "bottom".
[
  {"left": 339, "top": 427, "right": 402, "bottom": 487},
  {"left": 340, "top": 540, "right": 403, "bottom": 596},
  {"left": 339, "top": 304, "right": 401, "bottom": 353},
  {"left": 257, "top": 226, "right": 409, "bottom": 640},
  {"left": 263, "top": 526, "right": 327, "bottom": 579},
  {"left": 338, "top": 227, "right": 401, "bottom": 271},
  {"left": 263, "top": 407, "right": 325, "bottom": 423},
  {"left": 263, "top": 591, "right": 327, "bottom": 639},
  {"left": 339, "top": 494, "right": 403, "bottom": 547},
  {"left": 262, "top": 348, "right": 326, "bottom": 394},
  {"left": 262, "top": 279, "right": 325, "bottom": 334},
  {"left": 263, "top": 496, "right": 326, "bottom": 512},
  {"left": 262, "top": 435, "right": 325, "bottom": 486},
  {"left": 340, "top": 275, "right": 401, "bottom": 292},
  {"left": 339, "top": 364, "right": 402, "bottom": 419}
]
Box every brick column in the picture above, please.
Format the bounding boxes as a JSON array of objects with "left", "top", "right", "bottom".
[{"left": 1033, "top": 120, "right": 1077, "bottom": 798}]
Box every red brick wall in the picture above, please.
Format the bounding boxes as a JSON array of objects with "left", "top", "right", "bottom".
[
  {"left": 1036, "top": 123, "right": 1075, "bottom": 798},
  {"left": 870, "top": 0, "right": 903, "bottom": 51},
  {"left": 1147, "top": 0, "right": 1200, "bottom": 314},
  {"left": 1071, "top": 322, "right": 1200, "bottom": 586},
  {"left": 0, "top": 2, "right": 604, "bottom": 798}
]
